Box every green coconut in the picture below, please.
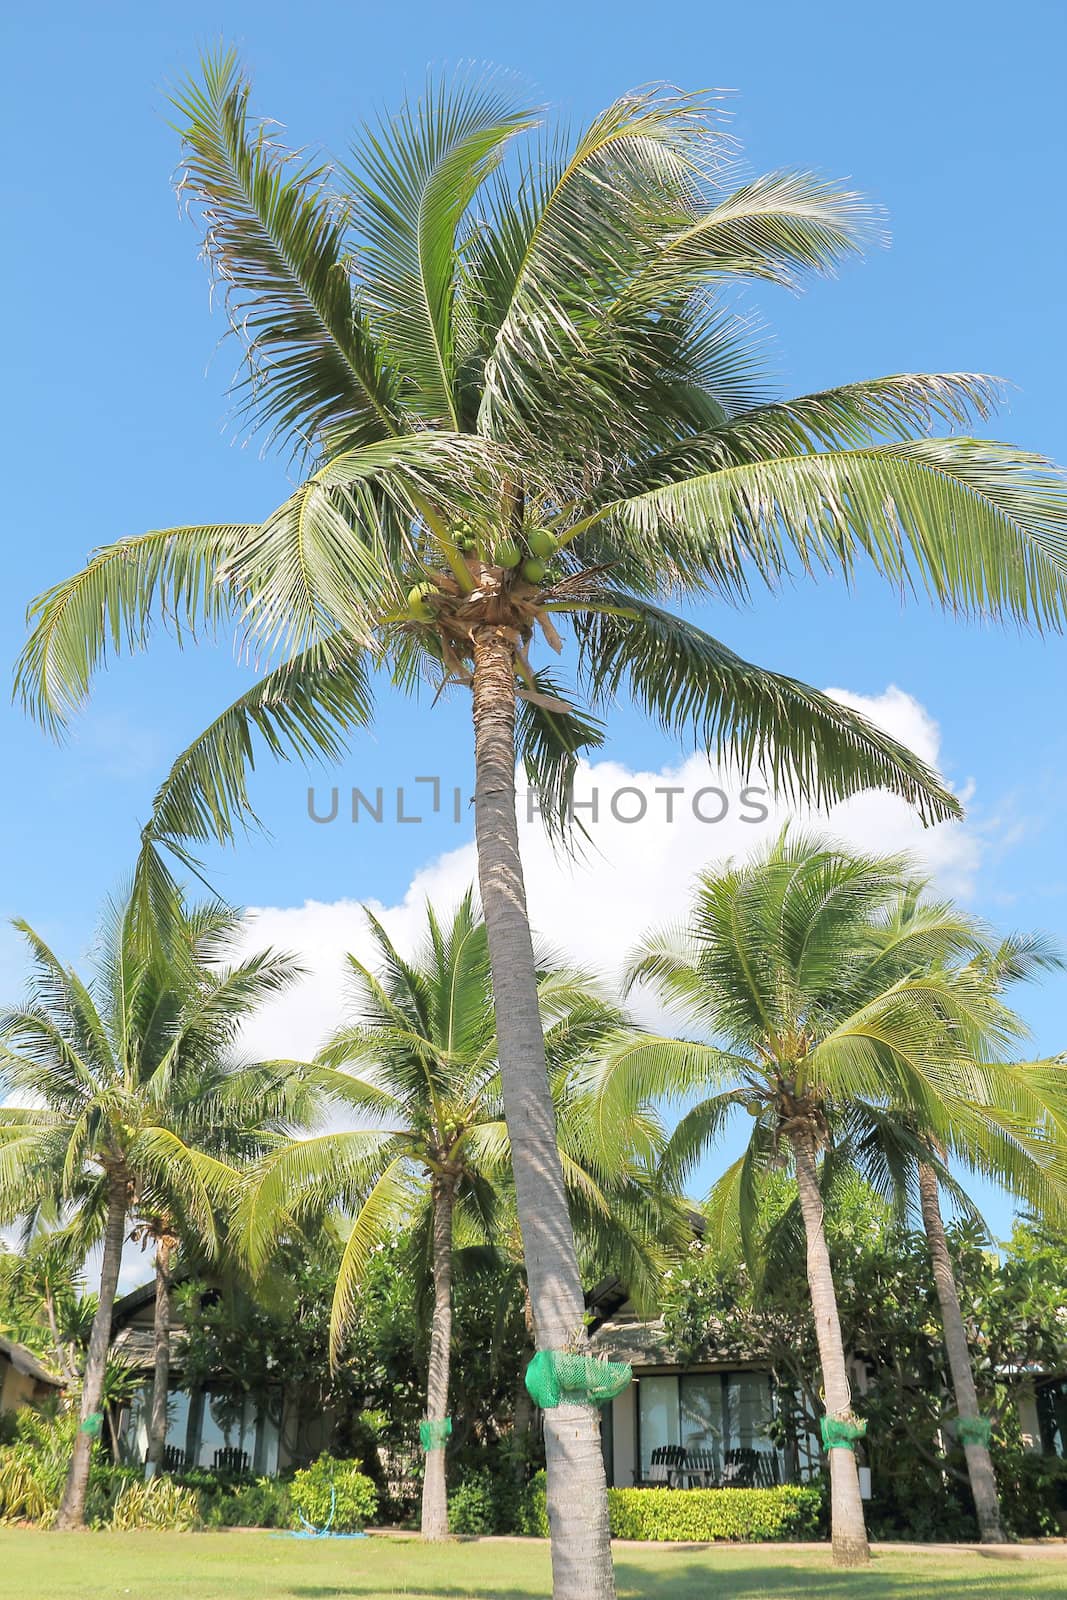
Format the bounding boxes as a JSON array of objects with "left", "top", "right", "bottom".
[
  {"left": 495, "top": 538, "right": 522, "bottom": 569},
  {"left": 406, "top": 582, "right": 437, "bottom": 621},
  {"left": 527, "top": 528, "right": 558, "bottom": 559},
  {"left": 521, "top": 558, "right": 547, "bottom": 583}
]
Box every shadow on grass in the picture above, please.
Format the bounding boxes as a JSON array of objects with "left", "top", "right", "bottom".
[{"left": 288, "top": 1558, "right": 1058, "bottom": 1600}]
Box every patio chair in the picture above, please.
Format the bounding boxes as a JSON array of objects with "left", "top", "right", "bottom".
[
  {"left": 675, "top": 1446, "right": 719, "bottom": 1488},
  {"left": 633, "top": 1444, "right": 687, "bottom": 1487},
  {"left": 753, "top": 1451, "right": 780, "bottom": 1487},
  {"left": 721, "top": 1447, "right": 759, "bottom": 1487},
  {"left": 212, "top": 1446, "right": 250, "bottom": 1474}
]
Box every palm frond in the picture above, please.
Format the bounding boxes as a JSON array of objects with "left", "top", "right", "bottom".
[
  {"left": 173, "top": 48, "right": 398, "bottom": 455},
  {"left": 350, "top": 73, "right": 536, "bottom": 425},
  {"left": 573, "top": 596, "right": 960, "bottom": 821}
]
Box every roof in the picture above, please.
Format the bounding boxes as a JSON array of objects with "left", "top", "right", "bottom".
[
  {"left": 110, "top": 1323, "right": 186, "bottom": 1374},
  {"left": 0, "top": 1332, "right": 65, "bottom": 1388},
  {"left": 590, "top": 1314, "right": 771, "bottom": 1371}
]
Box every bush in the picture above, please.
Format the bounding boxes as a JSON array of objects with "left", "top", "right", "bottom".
[
  {"left": 0, "top": 1404, "right": 77, "bottom": 1525},
  {"left": 289, "top": 1454, "right": 378, "bottom": 1533},
  {"left": 515, "top": 1469, "right": 549, "bottom": 1536},
  {"left": 606, "top": 1486, "right": 824, "bottom": 1543},
  {"left": 108, "top": 1476, "right": 200, "bottom": 1531},
  {"left": 448, "top": 1469, "right": 498, "bottom": 1535},
  {"left": 198, "top": 1475, "right": 292, "bottom": 1529},
  {"left": 995, "top": 1449, "right": 1067, "bottom": 1538}
]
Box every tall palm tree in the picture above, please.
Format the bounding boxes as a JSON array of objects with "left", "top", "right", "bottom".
[
  {"left": 0, "top": 880, "right": 301, "bottom": 1527},
  {"left": 838, "top": 903, "right": 1067, "bottom": 1543},
  {"left": 591, "top": 833, "right": 1065, "bottom": 1565},
  {"left": 15, "top": 56, "right": 1067, "bottom": 1595},
  {"left": 237, "top": 892, "right": 661, "bottom": 1539}
]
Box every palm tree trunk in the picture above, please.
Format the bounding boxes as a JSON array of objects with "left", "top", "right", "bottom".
[
  {"left": 917, "top": 1158, "right": 1004, "bottom": 1542},
  {"left": 56, "top": 1170, "right": 127, "bottom": 1529},
  {"left": 421, "top": 1176, "right": 455, "bottom": 1540},
  {"left": 144, "top": 1235, "right": 174, "bottom": 1479},
  {"left": 471, "top": 624, "right": 616, "bottom": 1600},
  {"left": 791, "top": 1130, "right": 870, "bottom": 1568}
]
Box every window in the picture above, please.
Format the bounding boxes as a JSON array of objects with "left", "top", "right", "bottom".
[
  {"left": 637, "top": 1376, "right": 680, "bottom": 1475},
  {"left": 1037, "top": 1379, "right": 1067, "bottom": 1459},
  {"left": 637, "top": 1371, "right": 779, "bottom": 1479},
  {"left": 121, "top": 1384, "right": 280, "bottom": 1475}
]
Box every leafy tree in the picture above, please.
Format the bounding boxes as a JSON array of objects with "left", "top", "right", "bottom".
[
  {"left": 593, "top": 833, "right": 1066, "bottom": 1564},
  {"left": 238, "top": 892, "right": 661, "bottom": 1538},
  {"left": 0, "top": 882, "right": 300, "bottom": 1527},
  {"left": 16, "top": 56, "right": 1067, "bottom": 1595}
]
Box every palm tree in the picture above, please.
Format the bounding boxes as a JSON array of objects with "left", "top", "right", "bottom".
[
  {"left": 237, "top": 891, "right": 660, "bottom": 1539},
  {"left": 15, "top": 56, "right": 1067, "bottom": 1594},
  {"left": 591, "top": 833, "right": 1066, "bottom": 1565},
  {"left": 0, "top": 880, "right": 301, "bottom": 1527},
  {"left": 839, "top": 903, "right": 1067, "bottom": 1543}
]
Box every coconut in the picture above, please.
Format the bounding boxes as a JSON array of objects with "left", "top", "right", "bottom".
[
  {"left": 527, "top": 528, "right": 558, "bottom": 559},
  {"left": 495, "top": 539, "right": 522, "bottom": 569},
  {"left": 521, "top": 558, "right": 547, "bottom": 583}
]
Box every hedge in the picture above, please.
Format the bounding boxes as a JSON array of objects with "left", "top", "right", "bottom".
[{"left": 513, "top": 1477, "right": 823, "bottom": 1542}]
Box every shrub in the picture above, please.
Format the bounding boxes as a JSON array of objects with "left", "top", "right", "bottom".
[
  {"left": 290, "top": 1454, "right": 378, "bottom": 1533},
  {"left": 515, "top": 1469, "right": 549, "bottom": 1536},
  {"left": 196, "top": 1475, "right": 292, "bottom": 1529},
  {"left": 606, "top": 1485, "right": 824, "bottom": 1543},
  {"left": 108, "top": 1476, "right": 200, "bottom": 1531},
  {"left": 0, "top": 1404, "right": 78, "bottom": 1525},
  {"left": 995, "top": 1450, "right": 1067, "bottom": 1538},
  {"left": 86, "top": 1463, "right": 140, "bottom": 1527},
  {"left": 0, "top": 1451, "right": 52, "bottom": 1524},
  {"left": 448, "top": 1469, "right": 497, "bottom": 1535}
]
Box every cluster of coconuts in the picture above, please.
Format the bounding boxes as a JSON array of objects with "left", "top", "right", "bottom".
[
  {"left": 494, "top": 525, "right": 560, "bottom": 585},
  {"left": 405, "top": 521, "right": 560, "bottom": 622}
]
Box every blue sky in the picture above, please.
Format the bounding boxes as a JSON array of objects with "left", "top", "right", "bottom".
[{"left": 2, "top": 0, "right": 1065, "bottom": 1239}]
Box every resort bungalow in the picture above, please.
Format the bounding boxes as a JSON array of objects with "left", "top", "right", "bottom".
[
  {"left": 0, "top": 1333, "right": 63, "bottom": 1414},
  {"left": 587, "top": 1276, "right": 816, "bottom": 1490},
  {"left": 110, "top": 1279, "right": 330, "bottom": 1475}
]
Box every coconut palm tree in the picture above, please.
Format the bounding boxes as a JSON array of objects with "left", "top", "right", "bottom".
[
  {"left": 15, "top": 56, "right": 1067, "bottom": 1594},
  {"left": 835, "top": 903, "right": 1067, "bottom": 1543},
  {"left": 0, "top": 880, "right": 301, "bottom": 1527},
  {"left": 591, "top": 833, "right": 1067, "bottom": 1565},
  {"left": 236, "top": 891, "right": 665, "bottom": 1539}
]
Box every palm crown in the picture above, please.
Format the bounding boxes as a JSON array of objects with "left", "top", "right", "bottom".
[
  {"left": 16, "top": 53, "right": 1067, "bottom": 856},
  {"left": 0, "top": 893, "right": 300, "bottom": 1242},
  {"left": 595, "top": 833, "right": 1067, "bottom": 1251}
]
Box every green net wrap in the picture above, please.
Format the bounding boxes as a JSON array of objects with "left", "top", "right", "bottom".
[
  {"left": 419, "top": 1417, "right": 452, "bottom": 1451},
  {"left": 820, "top": 1414, "right": 867, "bottom": 1451},
  {"left": 956, "top": 1415, "right": 993, "bottom": 1447},
  {"left": 524, "top": 1350, "right": 632, "bottom": 1410},
  {"left": 79, "top": 1411, "right": 104, "bottom": 1437}
]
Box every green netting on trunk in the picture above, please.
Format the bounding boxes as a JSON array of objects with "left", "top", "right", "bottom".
[
  {"left": 419, "top": 1417, "right": 452, "bottom": 1451},
  {"left": 524, "top": 1349, "right": 632, "bottom": 1409},
  {"left": 79, "top": 1411, "right": 104, "bottom": 1437},
  {"left": 820, "top": 1414, "right": 867, "bottom": 1451},
  {"left": 956, "top": 1415, "right": 993, "bottom": 1447}
]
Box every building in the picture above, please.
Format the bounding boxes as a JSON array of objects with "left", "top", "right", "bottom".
[
  {"left": 0, "top": 1333, "right": 64, "bottom": 1413},
  {"left": 110, "top": 1280, "right": 330, "bottom": 1474},
  {"left": 587, "top": 1276, "right": 812, "bottom": 1489}
]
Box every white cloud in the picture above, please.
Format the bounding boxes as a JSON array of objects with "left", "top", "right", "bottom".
[{"left": 234, "top": 684, "right": 983, "bottom": 1059}]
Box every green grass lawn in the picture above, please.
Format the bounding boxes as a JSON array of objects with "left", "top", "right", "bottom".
[{"left": 1, "top": 1530, "right": 1065, "bottom": 1600}]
